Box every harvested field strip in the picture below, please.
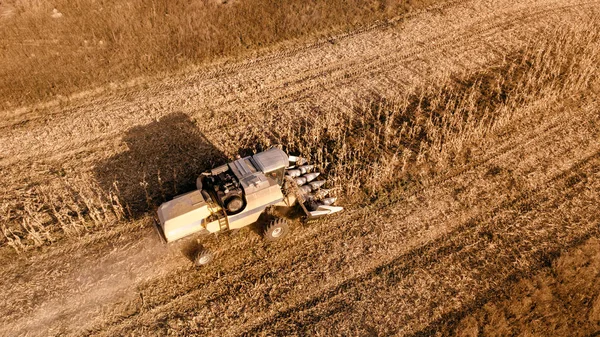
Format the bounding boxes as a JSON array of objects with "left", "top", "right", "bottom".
[
  {"left": 266, "top": 1, "right": 593, "bottom": 103},
  {"left": 183, "top": 1, "right": 600, "bottom": 139}
]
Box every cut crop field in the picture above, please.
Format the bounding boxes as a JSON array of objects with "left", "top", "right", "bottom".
[{"left": 1, "top": 0, "right": 600, "bottom": 336}]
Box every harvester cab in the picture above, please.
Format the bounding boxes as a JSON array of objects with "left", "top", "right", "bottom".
[{"left": 155, "top": 148, "right": 342, "bottom": 265}]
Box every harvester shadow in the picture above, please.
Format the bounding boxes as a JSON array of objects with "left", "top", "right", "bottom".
[{"left": 94, "top": 112, "right": 228, "bottom": 218}]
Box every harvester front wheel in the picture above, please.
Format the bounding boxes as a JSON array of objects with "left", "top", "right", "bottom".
[
  {"left": 194, "top": 249, "right": 214, "bottom": 266},
  {"left": 264, "top": 218, "right": 289, "bottom": 242}
]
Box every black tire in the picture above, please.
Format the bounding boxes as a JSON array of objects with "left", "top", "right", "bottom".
[
  {"left": 194, "top": 249, "right": 214, "bottom": 266},
  {"left": 224, "top": 195, "right": 244, "bottom": 214},
  {"left": 264, "top": 218, "right": 289, "bottom": 242}
]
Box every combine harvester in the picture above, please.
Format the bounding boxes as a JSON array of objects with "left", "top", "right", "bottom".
[{"left": 155, "top": 148, "right": 342, "bottom": 266}]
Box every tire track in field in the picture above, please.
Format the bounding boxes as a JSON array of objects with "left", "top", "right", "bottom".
[
  {"left": 237, "top": 148, "right": 600, "bottom": 336},
  {"left": 86, "top": 97, "right": 597, "bottom": 336}
]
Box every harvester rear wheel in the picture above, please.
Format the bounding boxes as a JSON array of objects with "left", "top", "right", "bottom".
[
  {"left": 194, "top": 249, "right": 214, "bottom": 266},
  {"left": 264, "top": 218, "right": 289, "bottom": 242}
]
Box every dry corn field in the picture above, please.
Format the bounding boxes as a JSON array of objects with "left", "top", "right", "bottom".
[{"left": 2, "top": 0, "right": 600, "bottom": 335}]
